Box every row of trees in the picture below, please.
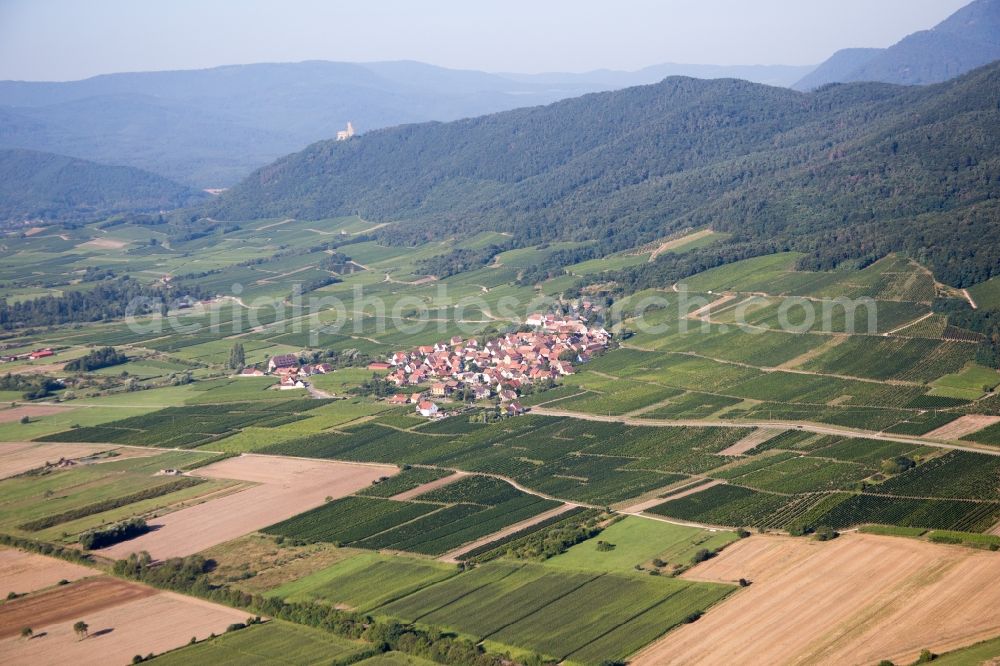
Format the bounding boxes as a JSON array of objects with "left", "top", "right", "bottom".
[
  {"left": 0, "top": 373, "right": 62, "bottom": 400},
  {"left": 79, "top": 517, "right": 149, "bottom": 550},
  {"left": 64, "top": 346, "right": 128, "bottom": 372},
  {"left": 0, "top": 276, "right": 205, "bottom": 329}
]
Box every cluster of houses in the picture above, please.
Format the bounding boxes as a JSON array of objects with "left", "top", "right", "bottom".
[
  {"left": 371, "top": 314, "right": 610, "bottom": 418},
  {"left": 1, "top": 347, "right": 54, "bottom": 363},
  {"left": 238, "top": 353, "right": 332, "bottom": 390}
]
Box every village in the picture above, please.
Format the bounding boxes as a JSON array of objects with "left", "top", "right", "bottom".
[
  {"left": 371, "top": 312, "right": 610, "bottom": 418},
  {"left": 242, "top": 312, "right": 611, "bottom": 417}
]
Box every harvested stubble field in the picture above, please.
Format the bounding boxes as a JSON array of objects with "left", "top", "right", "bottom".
[
  {"left": 0, "top": 577, "right": 248, "bottom": 665},
  {"left": 926, "top": 415, "right": 1000, "bottom": 441},
  {"left": 0, "top": 441, "right": 147, "bottom": 479},
  {"left": 0, "top": 405, "right": 75, "bottom": 424},
  {"left": 0, "top": 548, "right": 97, "bottom": 596},
  {"left": 635, "top": 533, "right": 1000, "bottom": 665},
  {"left": 98, "top": 454, "right": 394, "bottom": 560}
]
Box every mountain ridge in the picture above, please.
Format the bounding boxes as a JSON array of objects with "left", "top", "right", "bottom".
[
  {"left": 203, "top": 62, "right": 1000, "bottom": 288},
  {"left": 0, "top": 59, "right": 814, "bottom": 188},
  {"left": 0, "top": 148, "right": 209, "bottom": 226},
  {"left": 794, "top": 0, "right": 1000, "bottom": 89}
]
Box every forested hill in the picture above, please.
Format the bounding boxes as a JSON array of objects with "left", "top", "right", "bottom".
[
  {"left": 205, "top": 61, "right": 1000, "bottom": 288},
  {"left": 795, "top": 0, "right": 1000, "bottom": 89},
  {"left": 0, "top": 149, "right": 209, "bottom": 225}
]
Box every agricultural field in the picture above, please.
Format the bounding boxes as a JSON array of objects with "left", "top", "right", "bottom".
[
  {"left": 545, "top": 517, "right": 739, "bottom": 574},
  {"left": 0, "top": 441, "right": 154, "bottom": 479},
  {"left": 0, "top": 547, "right": 97, "bottom": 595},
  {"left": 147, "top": 620, "right": 371, "bottom": 665},
  {"left": 260, "top": 415, "right": 751, "bottom": 505},
  {"left": 929, "top": 364, "right": 1000, "bottom": 400},
  {"left": 202, "top": 534, "right": 358, "bottom": 593},
  {"left": 639, "top": 533, "right": 1000, "bottom": 665},
  {"left": 961, "top": 421, "right": 1000, "bottom": 446},
  {"left": 97, "top": 454, "right": 394, "bottom": 559},
  {"left": 38, "top": 400, "right": 333, "bottom": 449},
  {"left": 270, "top": 552, "right": 459, "bottom": 612},
  {"left": 377, "top": 561, "right": 733, "bottom": 665},
  {"left": 0, "top": 448, "right": 232, "bottom": 544},
  {"left": 649, "top": 440, "right": 1000, "bottom": 532},
  {"left": 4, "top": 209, "right": 1000, "bottom": 666},
  {"left": 264, "top": 475, "right": 561, "bottom": 557},
  {"left": 0, "top": 573, "right": 248, "bottom": 665}
]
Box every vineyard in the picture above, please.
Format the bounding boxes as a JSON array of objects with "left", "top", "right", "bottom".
[
  {"left": 808, "top": 494, "right": 1000, "bottom": 532},
  {"left": 375, "top": 561, "right": 734, "bottom": 665},
  {"left": 262, "top": 416, "right": 752, "bottom": 505},
  {"left": 868, "top": 451, "right": 1000, "bottom": 500},
  {"left": 356, "top": 467, "right": 451, "bottom": 498},
  {"left": 263, "top": 497, "right": 439, "bottom": 544},
  {"left": 270, "top": 552, "right": 458, "bottom": 612},
  {"left": 263, "top": 475, "right": 559, "bottom": 556},
  {"left": 38, "top": 400, "right": 329, "bottom": 449},
  {"left": 961, "top": 422, "right": 1000, "bottom": 445}
]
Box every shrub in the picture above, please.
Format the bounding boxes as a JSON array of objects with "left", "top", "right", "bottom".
[
  {"left": 691, "top": 548, "right": 713, "bottom": 564},
  {"left": 813, "top": 526, "right": 839, "bottom": 542},
  {"left": 79, "top": 517, "right": 148, "bottom": 550}
]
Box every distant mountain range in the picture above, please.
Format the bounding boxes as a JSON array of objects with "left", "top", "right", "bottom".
[
  {"left": 0, "top": 148, "right": 208, "bottom": 225},
  {"left": 794, "top": 0, "right": 1000, "bottom": 89},
  {"left": 205, "top": 61, "right": 1000, "bottom": 289},
  {"left": 0, "top": 60, "right": 814, "bottom": 188},
  {"left": 0, "top": 0, "right": 995, "bottom": 192}
]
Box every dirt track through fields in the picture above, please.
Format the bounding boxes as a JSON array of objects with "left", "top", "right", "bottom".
[
  {"left": 633, "top": 533, "right": 1000, "bottom": 665},
  {"left": 390, "top": 471, "right": 468, "bottom": 501},
  {"left": 649, "top": 229, "right": 715, "bottom": 261},
  {"left": 438, "top": 502, "right": 577, "bottom": 563},
  {"left": 529, "top": 407, "right": 1000, "bottom": 457},
  {"left": 718, "top": 428, "right": 786, "bottom": 455}
]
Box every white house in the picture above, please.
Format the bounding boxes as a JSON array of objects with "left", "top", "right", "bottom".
[{"left": 416, "top": 400, "right": 439, "bottom": 417}]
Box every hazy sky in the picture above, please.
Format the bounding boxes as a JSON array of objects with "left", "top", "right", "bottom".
[{"left": 0, "top": 0, "right": 972, "bottom": 81}]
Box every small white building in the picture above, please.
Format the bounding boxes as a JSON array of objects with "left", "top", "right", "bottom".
[{"left": 416, "top": 400, "right": 439, "bottom": 417}]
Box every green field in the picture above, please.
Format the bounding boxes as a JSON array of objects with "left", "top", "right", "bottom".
[
  {"left": 270, "top": 552, "right": 458, "bottom": 611},
  {"left": 376, "top": 561, "right": 734, "bottom": 665},
  {"left": 263, "top": 496, "right": 440, "bottom": 545},
  {"left": 38, "top": 400, "right": 330, "bottom": 449},
  {"left": 149, "top": 621, "right": 370, "bottom": 665},
  {"left": 0, "top": 449, "right": 228, "bottom": 542},
  {"left": 545, "top": 516, "right": 738, "bottom": 573}
]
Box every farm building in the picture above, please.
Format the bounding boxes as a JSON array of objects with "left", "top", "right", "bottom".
[{"left": 268, "top": 354, "right": 299, "bottom": 374}]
